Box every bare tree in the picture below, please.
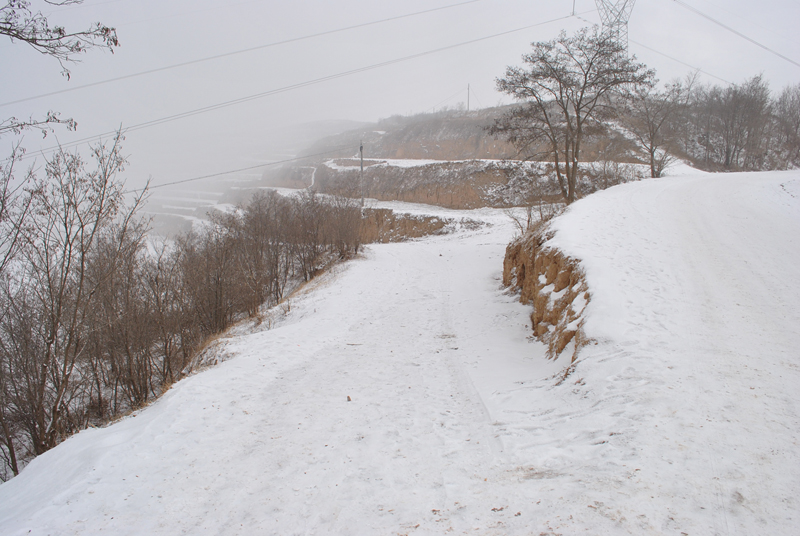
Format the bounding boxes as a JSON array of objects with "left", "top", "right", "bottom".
[
  {"left": 0, "top": 112, "right": 76, "bottom": 140},
  {"left": 141, "top": 243, "right": 198, "bottom": 386},
  {"left": 326, "top": 194, "right": 362, "bottom": 259},
  {"left": 1, "top": 133, "right": 143, "bottom": 457},
  {"left": 492, "top": 26, "right": 653, "bottom": 204},
  {"left": 722, "top": 75, "right": 771, "bottom": 169},
  {"left": 688, "top": 75, "right": 773, "bottom": 170},
  {"left": 85, "top": 220, "right": 155, "bottom": 415},
  {"left": 177, "top": 225, "right": 245, "bottom": 337},
  {"left": 1, "top": 0, "right": 121, "bottom": 279},
  {"left": 246, "top": 191, "right": 294, "bottom": 305},
  {"left": 774, "top": 83, "right": 800, "bottom": 168},
  {"left": 623, "top": 76, "right": 694, "bottom": 177},
  {"left": 213, "top": 191, "right": 290, "bottom": 316},
  {"left": 1, "top": 0, "right": 118, "bottom": 137},
  {"left": 0, "top": 143, "right": 36, "bottom": 276},
  {"left": 291, "top": 190, "right": 327, "bottom": 281}
]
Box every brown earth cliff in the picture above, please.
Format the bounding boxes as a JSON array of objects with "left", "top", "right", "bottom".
[{"left": 503, "top": 224, "right": 592, "bottom": 362}]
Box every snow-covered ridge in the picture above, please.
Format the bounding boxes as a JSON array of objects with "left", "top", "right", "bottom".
[
  {"left": 268, "top": 153, "right": 701, "bottom": 211},
  {"left": 522, "top": 171, "right": 800, "bottom": 533}
]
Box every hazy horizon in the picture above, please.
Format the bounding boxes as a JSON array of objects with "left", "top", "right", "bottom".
[{"left": 2, "top": 0, "right": 799, "bottom": 192}]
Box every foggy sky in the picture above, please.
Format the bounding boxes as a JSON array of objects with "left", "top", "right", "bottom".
[{"left": 2, "top": 0, "right": 799, "bottom": 191}]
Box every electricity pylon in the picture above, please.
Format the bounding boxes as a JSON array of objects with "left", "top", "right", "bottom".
[{"left": 594, "top": 0, "right": 636, "bottom": 51}]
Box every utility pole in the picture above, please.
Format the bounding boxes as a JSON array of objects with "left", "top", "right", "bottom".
[
  {"left": 467, "top": 84, "right": 470, "bottom": 112},
  {"left": 595, "top": 0, "right": 636, "bottom": 52},
  {"left": 359, "top": 141, "right": 364, "bottom": 208}
]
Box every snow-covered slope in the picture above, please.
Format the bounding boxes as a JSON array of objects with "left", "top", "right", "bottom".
[
  {"left": 0, "top": 172, "right": 798, "bottom": 535},
  {"left": 539, "top": 171, "right": 800, "bottom": 534}
]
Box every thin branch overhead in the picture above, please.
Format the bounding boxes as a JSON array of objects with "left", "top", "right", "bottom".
[{"left": 0, "top": 0, "right": 119, "bottom": 78}]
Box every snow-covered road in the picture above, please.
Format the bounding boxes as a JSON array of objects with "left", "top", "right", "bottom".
[{"left": 0, "top": 172, "right": 798, "bottom": 535}]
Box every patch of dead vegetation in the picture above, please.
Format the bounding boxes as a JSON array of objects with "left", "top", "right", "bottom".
[{"left": 360, "top": 208, "right": 482, "bottom": 243}]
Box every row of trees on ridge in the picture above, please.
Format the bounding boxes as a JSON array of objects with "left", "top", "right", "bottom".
[{"left": 492, "top": 27, "right": 800, "bottom": 206}]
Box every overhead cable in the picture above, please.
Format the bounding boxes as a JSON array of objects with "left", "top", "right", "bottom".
[
  {"left": 629, "top": 39, "right": 730, "bottom": 84},
  {"left": 0, "top": 0, "right": 488, "bottom": 108},
  {"left": 671, "top": 0, "right": 800, "bottom": 69},
  {"left": 125, "top": 144, "right": 355, "bottom": 193},
  {"left": 25, "top": 12, "right": 576, "bottom": 159},
  {"left": 574, "top": 8, "right": 730, "bottom": 84}
]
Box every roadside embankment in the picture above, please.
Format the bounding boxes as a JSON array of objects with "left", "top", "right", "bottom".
[
  {"left": 359, "top": 208, "right": 481, "bottom": 243},
  {"left": 503, "top": 224, "right": 591, "bottom": 361},
  {"left": 360, "top": 208, "right": 448, "bottom": 242}
]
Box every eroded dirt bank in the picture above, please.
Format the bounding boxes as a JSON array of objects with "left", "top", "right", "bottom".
[{"left": 503, "top": 225, "right": 591, "bottom": 361}]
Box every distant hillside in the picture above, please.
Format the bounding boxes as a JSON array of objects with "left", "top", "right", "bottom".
[
  {"left": 301, "top": 108, "right": 518, "bottom": 161},
  {"left": 279, "top": 119, "right": 373, "bottom": 157},
  {"left": 262, "top": 107, "right": 645, "bottom": 209}
]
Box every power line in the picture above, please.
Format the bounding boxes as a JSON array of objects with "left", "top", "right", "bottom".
[
  {"left": 425, "top": 87, "right": 468, "bottom": 113},
  {"left": 671, "top": 0, "right": 800, "bottom": 69},
  {"left": 629, "top": 39, "right": 730, "bottom": 84},
  {"left": 571, "top": 8, "right": 730, "bottom": 83},
  {"left": 690, "top": 0, "right": 795, "bottom": 46},
  {"left": 470, "top": 86, "right": 484, "bottom": 109},
  {"left": 24, "top": 12, "right": 577, "bottom": 159},
  {"left": 0, "top": 0, "right": 488, "bottom": 108}
]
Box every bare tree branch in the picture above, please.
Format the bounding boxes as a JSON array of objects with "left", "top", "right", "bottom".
[{"left": 1, "top": 0, "right": 119, "bottom": 79}]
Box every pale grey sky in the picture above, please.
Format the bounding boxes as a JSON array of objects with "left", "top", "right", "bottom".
[{"left": 2, "top": 0, "right": 799, "bottom": 191}]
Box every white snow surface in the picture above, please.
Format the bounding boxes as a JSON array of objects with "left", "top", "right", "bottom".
[
  {"left": 662, "top": 160, "right": 709, "bottom": 176},
  {"left": 1, "top": 171, "right": 799, "bottom": 535}
]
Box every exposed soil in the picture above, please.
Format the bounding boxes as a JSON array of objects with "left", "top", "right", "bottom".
[{"left": 503, "top": 225, "right": 591, "bottom": 361}]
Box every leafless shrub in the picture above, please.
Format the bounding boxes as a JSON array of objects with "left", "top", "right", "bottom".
[
  {"left": 0, "top": 167, "right": 414, "bottom": 480},
  {"left": 0, "top": 133, "right": 145, "bottom": 477},
  {"left": 325, "top": 194, "right": 362, "bottom": 259}
]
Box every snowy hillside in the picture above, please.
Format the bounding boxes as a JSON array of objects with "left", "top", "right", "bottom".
[{"left": 0, "top": 172, "right": 798, "bottom": 534}]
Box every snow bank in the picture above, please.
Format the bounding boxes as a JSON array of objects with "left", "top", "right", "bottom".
[
  {"left": 504, "top": 170, "right": 800, "bottom": 533},
  {"left": 539, "top": 171, "right": 800, "bottom": 534}
]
